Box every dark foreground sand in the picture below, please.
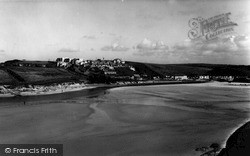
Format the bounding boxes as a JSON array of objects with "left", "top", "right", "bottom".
[{"left": 0, "top": 82, "right": 249, "bottom": 156}]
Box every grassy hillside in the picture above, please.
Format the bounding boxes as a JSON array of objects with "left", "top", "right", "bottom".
[
  {"left": 0, "top": 69, "right": 16, "bottom": 85},
  {"left": 126, "top": 62, "right": 250, "bottom": 77},
  {"left": 0, "top": 67, "right": 83, "bottom": 86},
  {"left": 126, "top": 62, "right": 162, "bottom": 78}
]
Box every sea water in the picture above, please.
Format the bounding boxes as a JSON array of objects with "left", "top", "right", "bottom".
[{"left": 0, "top": 82, "right": 249, "bottom": 156}]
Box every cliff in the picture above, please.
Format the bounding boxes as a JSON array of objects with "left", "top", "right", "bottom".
[{"left": 218, "top": 121, "right": 250, "bottom": 156}]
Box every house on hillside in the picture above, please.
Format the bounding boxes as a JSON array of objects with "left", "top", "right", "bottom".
[
  {"left": 113, "top": 58, "right": 125, "bottom": 66},
  {"left": 187, "top": 75, "right": 199, "bottom": 80},
  {"left": 165, "top": 75, "right": 175, "bottom": 80},
  {"left": 211, "top": 76, "right": 234, "bottom": 81},
  {"left": 153, "top": 76, "right": 161, "bottom": 80},
  {"left": 199, "top": 75, "right": 210, "bottom": 80},
  {"left": 132, "top": 74, "right": 142, "bottom": 80},
  {"left": 113, "top": 58, "right": 122, "bottom": 64},
  {"left": 104, "top": 70, "right": 117, "bottom": 76},
  {"left": 56, "top": 57, "right": 72, "bottom": 67},
  {"left": 71, "top": 58, "right": 85, "bottom": 66},
  {"left": 174, "top": 75, "right": 188, "bottom": 81}
]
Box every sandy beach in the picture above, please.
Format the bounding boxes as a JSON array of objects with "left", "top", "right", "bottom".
[
  {"left": 0, "top": 83, "right": 97, "bottom": 98},
  {"left": 0, "top": 82, "right": 249, "bottom": 156},
  {"left": 0, "top": 80, "right": 210, "bottom": 98}
]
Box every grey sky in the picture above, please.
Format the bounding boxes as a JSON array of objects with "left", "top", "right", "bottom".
[{"left": 0, "top": 0, "right": 249, "bottom": 64}]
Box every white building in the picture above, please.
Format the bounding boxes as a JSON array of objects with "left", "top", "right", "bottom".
[
  {"left": 174, "top": 75, "right": 188, "bottom": 81},
  {"left": 56, "top": 57, "right": 72, "bottom": 67},
  {"left": 199, "top": 75, "right": 210, "bottom": 80}
]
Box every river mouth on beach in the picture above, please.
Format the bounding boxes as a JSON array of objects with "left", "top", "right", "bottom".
[{"left": 0, "top": 82, "right": 249, "bottom": 156}]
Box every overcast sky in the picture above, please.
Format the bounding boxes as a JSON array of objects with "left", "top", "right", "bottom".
[{"left": 0, "top": 0, "right": 249, "bottom": 64}]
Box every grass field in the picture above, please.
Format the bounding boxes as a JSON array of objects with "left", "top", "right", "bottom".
[
  {"left": 0, "top": 69, "right": 16, "bottom": 85},
  {"left": 0, "top": 67, "right": 83, "bottom": 85}
]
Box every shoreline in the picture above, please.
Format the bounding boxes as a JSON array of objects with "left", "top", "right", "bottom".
[
  {"left": 1, "top": 80, "right": 249, "bottom": 99},
  {"left": 0, "top": 86, "right": 97, "bottom": 98},
  {"left": 0, "top": 80, "right": 209, "bottom": 98}
]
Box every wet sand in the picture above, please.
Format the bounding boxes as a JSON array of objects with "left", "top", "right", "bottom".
[{"left": 0, "top": 82, "right": 249, "bottom": 156}]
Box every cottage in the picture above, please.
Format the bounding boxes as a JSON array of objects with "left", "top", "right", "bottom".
[
  {"left": 174, "top": 75, "right": 188, "bottom": 81},
  {"left": 70, "top": 58, "right": 85, "bottom": 66},
  {"left": 113, "top": 58, "right": 122, "bottom": 64},
  {"left": 199, "top": 75, "right": 210, "bottom": 80},
  {"left": 211, "top": 76, "right": 234, "bottom": 81},
  {"left": 113, "top": 58, "right": 125, "bottom": 66},
  {"left": 104, "top": 69, "right": 117, "bottom": 76},
  {"left": 153, "top": 76, "right": 161, "bottom": 80},
  {"left": 56, "top": 57, "right": 72, "bottom": 67},
  {"left": 165, "top": 75, "right": 174, "bottom": 80}
]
